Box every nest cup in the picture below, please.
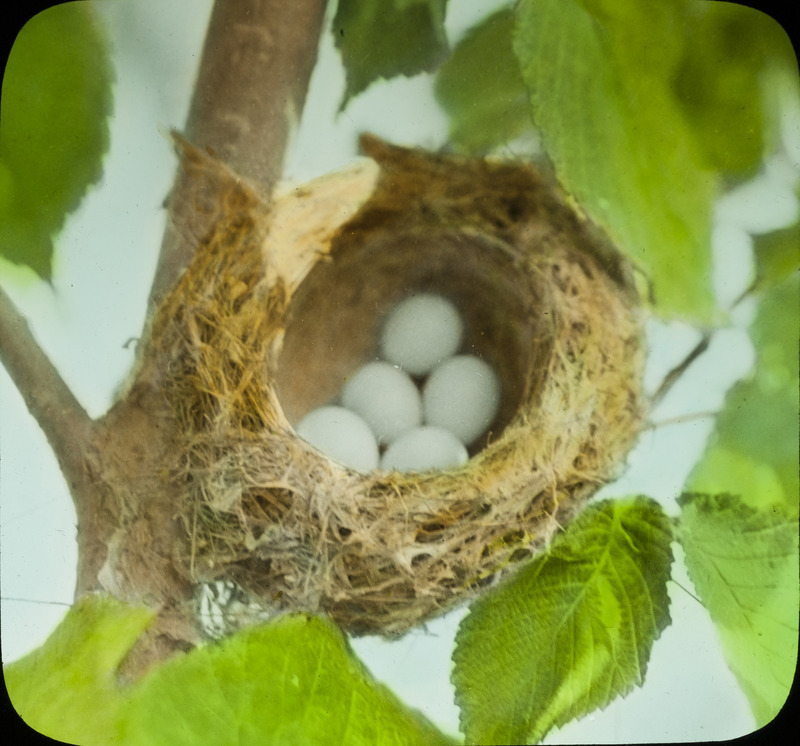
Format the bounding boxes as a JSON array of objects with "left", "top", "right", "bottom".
[
  {"left": 153, "top": 136, "right": 645, "bottom": 636},
  {"left": 276, "top": 228, "right": 545, "bottom": 452}
]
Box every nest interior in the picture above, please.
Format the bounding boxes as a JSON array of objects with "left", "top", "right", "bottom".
[
  {"left": 275, "top": 227, "right": 550, "bottom": 453},
  {"left": 149, "top": 137, "right": 645, "bottom": 637}
]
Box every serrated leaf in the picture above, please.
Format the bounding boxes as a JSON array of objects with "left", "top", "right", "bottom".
[
  {"left": 684, "top": 273, "right": 799, "bottom": 725},
  {"left": 0, "top": 3, "right": 113, "bottom": 278},
  {"left": 690, "top": 273, "right": 799, "bottom": 510},
  {"left": 4, "top": 595, "right": 155, "bottom": 745},
  {"left": 677, "top": 493, "right": 799, "bottom": 726},
  {"left": 333, "top": 0, "right": 448, "bottom": 107},
  {"left": 513, "top": 0, "right": 717, "bottom": 320},
  {"left": 434, "top": 8, "right": 533, "bottom": 154},
  {"left": 452, "top": 497, "right": 673, "bottom": 745},
  {"left": 120, "top": 613, "right": 454, "bottom": 746},
  {"left": 5, "top": 596, "right": 453, "bottom": 746}
]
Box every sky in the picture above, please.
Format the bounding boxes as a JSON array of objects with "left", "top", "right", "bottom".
[{"left": 1, "top": 1, "right": 798, "bottom": 742}]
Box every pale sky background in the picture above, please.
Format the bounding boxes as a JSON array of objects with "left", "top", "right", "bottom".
[{"left": 1, "top": 1, "right": 798, "bottom": 742}]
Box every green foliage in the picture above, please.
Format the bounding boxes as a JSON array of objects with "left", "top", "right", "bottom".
[
  {"left": 752, "top": 219, "right": 800, "bottom": 292},
  {"left": 5, "top": 2, "right": 797, "bottom": 742},
  {"left": 452, "top": 497, "right": 673, "bottom": 745},
  {"left": 683, "top": 269, "right": 799, "bottom": 725},
  {"left": 347, "top": 0, "right": 794, "bottom": 319},
  {"left": 434, "top": 8, "right": 532, "bottom": 153},
  {"left": 677, "top": 493, "right": 799, "bottom": 726},
  {"left": 121, "top": 613, "right": 455, "bottom": 746},
  {"left": 0, "top": 3, "right": 113, "bottom": 278},
  {"left": 333, "top": 0, "right": 448, "bottom": 107},
  {"left": 513, "top": 0, "right": 717, "bottom": 320},
  {"left": 672, "top": 2, "right": 794, "bottom": 175},
  {"left": 5, "top": 597, "right": 453, "bottom": 746},
  {"left": 5, "top": 595, "right": 155, "bottom": 745},
  {"left": 690, "top": 272, "right": 800, "bottom": 512}
]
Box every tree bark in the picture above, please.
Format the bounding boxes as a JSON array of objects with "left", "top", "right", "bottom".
[
  {"left": 148, "top": 0, "right": 328, "bottom": 310},
  {"left": 1, "top": 0, "right": 331, "bottom": 676},
  {"left": 0, "top": 285, "right": 93, "bottom": 500},
  {"left": 0, "top": 285, "right": 109, "bottom": 603}
]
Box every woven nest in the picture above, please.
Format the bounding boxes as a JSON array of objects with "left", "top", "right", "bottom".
[{"left": 149, "top": 136, "right": 645, "bottom": 636}]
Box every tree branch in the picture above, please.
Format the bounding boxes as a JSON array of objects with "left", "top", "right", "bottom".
[
  {"left": 650, "top": 332, "right": 712, "bottom": 407},
  {"left": 0, "top": 284, "right": 94, "bottom": 494},
  {"left": 148, "top": 0, "right": 328, "bottom": 310}
]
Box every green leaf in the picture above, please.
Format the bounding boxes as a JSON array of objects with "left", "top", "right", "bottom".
[
  {"left": 452, "top": 497, "right": 673, "bottom": 745},
  {"left": 6, "top": 596, "right": 453, "bottom": 746},
  {"left": 333, "top": 0, "right": 448, "bottom": 107},
  {"left": 434, "top": 8, "right": 533, "bottom": 154},
  {"left": 513, "top": 0, "right": 717, "bottom": 319},
  {"left": 0, "top": 3, "right": 113, "bottom": 278},
  {"left": 677, "top": 493, "right": 799, "bottom": 726},
  {"left": 690, "top": 273, "right": 800, "bottom": 511},
  {"left": 759, "top": 34, "right": 800, "bottom": 163},
  {"left": 4, "top": 594, "right": 155, "bottom": 745},
  {"left": 752, "top": 219, "right": 800, "bottom": 292},
  {"left": 684, "top": 276, "right": 799, "bottom": 726},
  {"left": 120, "top": 613, "right": 454, "bottom": 746},
  {"left": 672, "top": 2, "right": 794, "bottom": 175}
]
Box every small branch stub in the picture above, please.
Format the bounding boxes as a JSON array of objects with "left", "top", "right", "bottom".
[{"left": 136, "top": 136, "right": 646, "bottom": 637}]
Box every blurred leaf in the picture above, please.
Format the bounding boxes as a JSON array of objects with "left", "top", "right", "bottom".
[
  {"left": 677, "top": 493, "right": 799, "bottom": 726},
  {"left": 0, "top": 2, "right": 113, "bottom": 278},
  {"left": 673, "top": 2, "right": 795, "bottom": 175},
  {"left": 6, "top": 596, "right": 453, "bottom": 745},
  {"left": 513, "top": 0, "right": 718, "bottom": 319},
  {"left": 452, "top": 497, "right": 673, "bottom": 745},
  {"left": 434, "top": 7, "right": 532, "bottom": 153},
  {"left": 4, "top": 595, "right": 154, "bottom": 745},
  {"left": 752, "top": 220, "right": 800, "bottom": 291},
  {"left": 689, "top": 446, "right": 787, "bottom": 515},
  {"left": 759, "top": 36, "right": 800, "bottom": 162},
  {"left": 690, "top": 273, "right": 799, "bottom": 510},
  {"left": 120, "top": 613, "right": 454, "bottom": 746},
  {"left": 334, "top": 0, "right": 448, "bottom": 107}
]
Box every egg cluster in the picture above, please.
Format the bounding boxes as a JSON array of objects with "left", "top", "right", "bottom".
[{"left": 295, "top": 293, "right": 501, "bottom": 473}]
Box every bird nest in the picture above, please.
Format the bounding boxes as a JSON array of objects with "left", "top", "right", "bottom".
[{"left": 148, "top": 136, "right": 645, "bottom": 636}]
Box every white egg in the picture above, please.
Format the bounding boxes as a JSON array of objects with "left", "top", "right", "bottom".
[
  {"left": 380, "top": 426, "right": 469, "bottom": 472},
  {"left": 380, "top": 293, "right": 464, "bottom": 376},
  {"left": 296, "top": 406, "right": 379, "bottom": 472},
  {"left": 341, "top": 361, "right": 422, "bottom": 443},
  {"left": 422, "top": 355, "right": 501, "bottom": 445}
]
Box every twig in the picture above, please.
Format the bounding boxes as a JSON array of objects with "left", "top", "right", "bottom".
[
  {"left": 0, "top": 284, "right": 94, "bottom": 494},
  {"left": 649, "top": 333, "right": 712, "bottom": 407},
  {"left": 643, "top": 411, "right": 719, "bottom": 430},
  {"left": 148, "top": 0, "right": 328, "bottom": 310}
]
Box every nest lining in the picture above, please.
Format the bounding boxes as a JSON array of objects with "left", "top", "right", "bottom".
[{"left": 148, "top": 137, "right": 645, "bottom": 636}]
